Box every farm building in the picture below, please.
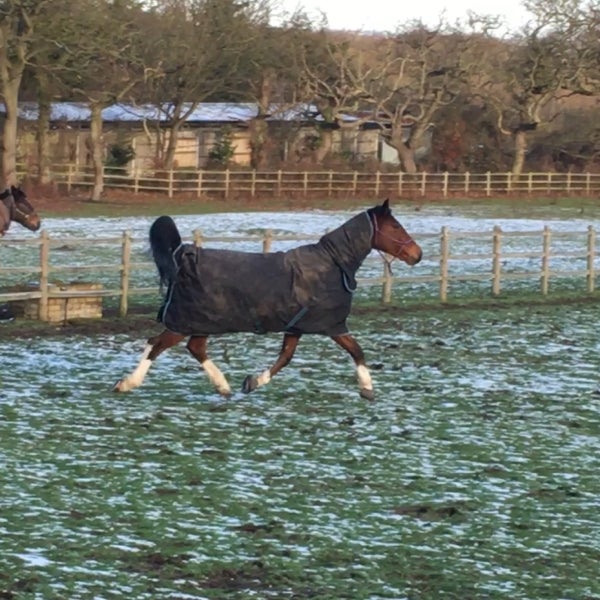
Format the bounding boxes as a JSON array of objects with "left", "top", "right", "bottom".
[{"left": 0, "top": 101, "right": 418, "bottom": 173}]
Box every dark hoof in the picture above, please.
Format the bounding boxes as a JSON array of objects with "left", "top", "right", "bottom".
[
  {"left": 360, "top": 388, "right": 375, "bottom": 401},
  {"left": 242, "top": 375, "right": 258, "bottom": 394}
]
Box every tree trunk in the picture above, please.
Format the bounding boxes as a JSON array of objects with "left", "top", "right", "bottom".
[
  {"left": 249, "top": 119, "right": 268, "bottom": 169},
  {"left": 395, "top": 143, "right": 418, "bottom": 174},
  {"left": 385, "top": 125, "right": 419, "bottom": 174},
  {"left": 1, "top": 75, "right": 22, "bottom": 187},
  {"left": 164, "top": 120, "right": 183, "bottom": 171},
  {"left": 250, "top": 72, "right": 273, "bottom": 169},
  {"left": 512, "top": 129, "right": 527, "bottom": 177},
  {"left": 36, "top": 94, "right": 52, "bottom": 184},
  {"left": 89, "top": 103, "right": 105, "bottom": 201},
  {"left": 315, "top": 127, "right": 334, "bottom": 163}
]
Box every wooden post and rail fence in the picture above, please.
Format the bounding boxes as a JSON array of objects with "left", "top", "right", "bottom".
[
  {"left": 0, "top": 226, "right": 598, "bottom": 321},
  {"left": 19, "top": 164, "right": 600, "bottom": 198}
]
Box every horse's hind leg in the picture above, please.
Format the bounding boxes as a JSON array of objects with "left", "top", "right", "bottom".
[
  {"left": 331, "top": 334, "right": 374, "bottom": 401},
  {"left": 187, "top": 335, "right": 231, "bottom": 397},
  {"left": 113, "top": 330, "right": 185, "bottom": 392},
  {"left": 242, "top": 333, "right": 301, "bottom": 393}
]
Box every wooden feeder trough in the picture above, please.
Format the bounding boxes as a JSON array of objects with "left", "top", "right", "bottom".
[{"left": 9, "top": 282, "right": 104, "bottom": 322}]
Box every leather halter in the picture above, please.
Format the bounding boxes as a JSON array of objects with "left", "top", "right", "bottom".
[{"left": 371, "top": 212, "right": 415, "bottom": 271}]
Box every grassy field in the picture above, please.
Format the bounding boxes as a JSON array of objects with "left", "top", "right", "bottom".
[{"left": 1, "top": 302, "right": 599, "bottom": 599}]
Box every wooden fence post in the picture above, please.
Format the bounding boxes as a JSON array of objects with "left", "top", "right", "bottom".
[
  {"left": 492, "top": 225, "right": 502, "bottom": 296},
  {"left": 442, "top": 171, "right": 449, "bottom": 197},
  {"left": 39, "top": 230, "right": 50, "bottom": 321},
  {"left": 398, "top": 171, "right": 403, "bottom": 196},
  {"left": 196, "top": 170, "right": 203, "bottom": 198},
  {"left": 277, "top": 169, "right": 282, "bottom": 196},
  {"left": 328, "top": 170, "right": 333, "bottom": 196},
  {"left": 420, "top": 171, "right": 427, "bottom": 196},
  {"left": 352, "top": 171, "right": 358, "bottom": 195},
  {"left": 586, "top": 172, "right": 591, "bottom": 196},
  {"left": 224, "top": 169, "right": 230, "bottom": 199},
  {"left": 263, "top": 229, "right": 273, "bottom": 253},
  {"left": 133, "top": 168, "right": 139, "bottom": 194},
  {"left": 464, "top": 171, "right": 470, "bottom": 194},
  {"left": 168, "top": 169, "right": 174, "bottom": 198},
  {"left": 67, "top": 164, "right": 74, "bottom": 193},
  {"left": 375, "top": 171, "right": 381, "bottom": 196},
  {"left": 303, "top": 171, "right": 308, "bottom": 197},
  {"left": 380, "top": 257, "right": 393, "bottom": 304},
  {"left": 119, "top": 230, "right": 132, "bottom": 317},
  {"left": 587, "top": 225, "right": 596, "bottom": 293},
  {"left": 485, "top": 171, "right": 491, "bottom": 197},
  {"left": 193, "top": 229, "right": 203, "bottom": 247},
  {"left": 251, "top": 169, "right": 256, "bottom": 197},
  {"left": 439, "top": 226, "right": 449, "bottom": 302},
  {"left": 541, "top": 225, "right": 551, "bottom": 294}
]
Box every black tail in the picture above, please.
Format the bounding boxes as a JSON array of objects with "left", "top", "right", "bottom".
[{"left": 149, "top": 215, "right": 182, "bottom": 288}]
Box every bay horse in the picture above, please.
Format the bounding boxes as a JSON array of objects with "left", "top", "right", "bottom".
[
  {"left": 0, "top": 186, "right": 41, "bottom": 235},
  {"left": 114, "top": 199, "right": 422, "bottom": 400}
]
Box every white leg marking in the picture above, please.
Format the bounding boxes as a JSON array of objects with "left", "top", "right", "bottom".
[
  {"left": 356, "top": 364, "right": 373, "bottom": 391},
  {"left": 256, "top": 369, "right": 271, "bottom": 388},
  {"left": 202, "top": 359, "right": 231, "bottom": 396},
  {"left": 114, "top": 345, "right": 153, "bottom": 392}
]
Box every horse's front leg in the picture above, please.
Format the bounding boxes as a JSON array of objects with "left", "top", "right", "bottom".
[
  {"left": 331, "top": 334, "right": 374, "bottom": 401},
  {"left": 242, "top": 333, "right": 301, "bottom": 393},
  {"left": 187, "top": 335, "right": 231, "bottom": 397},
  {"left": 113, "top": 329, "right": 185, "bottom": 392}
]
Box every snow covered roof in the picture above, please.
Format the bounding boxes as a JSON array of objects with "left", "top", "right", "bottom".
[{"left": 9, "top": 101, "right": 340, "bottom": 124}]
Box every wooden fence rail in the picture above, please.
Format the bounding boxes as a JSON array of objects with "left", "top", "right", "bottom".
[
  {"left": 17, "top": 164, "right": 600, "bottom": 198},
  {"left": 1, "top": 227, "right": 598, "bottom": 320}
]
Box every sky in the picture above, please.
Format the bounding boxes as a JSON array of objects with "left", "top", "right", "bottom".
[{"left": 278, "top": 0, "right": 533, "bottom": 33}]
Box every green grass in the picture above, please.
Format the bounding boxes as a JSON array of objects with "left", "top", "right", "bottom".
[{"left": 1, "top": 303, "right": 600, "bottom": 599}]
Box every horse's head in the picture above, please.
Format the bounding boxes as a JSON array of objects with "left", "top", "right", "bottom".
[
  {"left": 10, "top": 186, "right": 41, "bottom": 232},
  {"left": 368, "top": 199, "right": 422, "bottom": 266}
]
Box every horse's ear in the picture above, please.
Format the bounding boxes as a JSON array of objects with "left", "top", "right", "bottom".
[{"left": 382, "top": 198, "right": 390, "bottom": 213}]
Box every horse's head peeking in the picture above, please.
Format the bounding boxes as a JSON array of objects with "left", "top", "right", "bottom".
[
  {"left": 368, "top": 199, "right": 422, "bottom": 266},
  {"left": 10, "top": 186, "right": 41, "bottom": 232}
]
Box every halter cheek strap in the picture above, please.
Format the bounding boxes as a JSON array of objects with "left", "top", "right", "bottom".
[{"left": 13, "top": 203, "right": 33, "bottom": 222}]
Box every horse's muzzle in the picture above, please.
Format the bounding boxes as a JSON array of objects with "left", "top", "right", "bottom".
[
  {"left": 404, "top": 244, "right": 423, "bottom": 266},
  {"left": 26, "top": 217, "right": 41, "bottom": 232}
]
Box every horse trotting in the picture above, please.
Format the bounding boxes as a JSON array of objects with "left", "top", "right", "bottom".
[
  {"left": 0, "top": 186, "right": 41, "bottom": 235},
  {"left": 114, "top": 199, "right": 422, "bottom": 399}
]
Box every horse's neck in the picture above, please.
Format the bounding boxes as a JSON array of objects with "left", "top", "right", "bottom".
[{"left": 320, "top": 212, "right": 373, "bottom": 273}]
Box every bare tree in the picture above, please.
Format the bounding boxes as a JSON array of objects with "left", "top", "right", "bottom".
[
  {"left": 297, "top": 22, "right": 488, "bottom": 173},
  {"left": 370, "top": 24, "right": 492, "bottom": 173},
  {"left": 48, "top": 1, "right": 149, "bottom": 200},
  {"left": 0, "top": 0, "right": 52, "bottom": 186},
  {"left": 141, "top": 0, "right": 270, "bottom": 170},
  {"left": 298, "top": 37, "right": 378, "bottom": 163},
  {"left": 483, "top": 0, "right": 600, "bottom": 175}
]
